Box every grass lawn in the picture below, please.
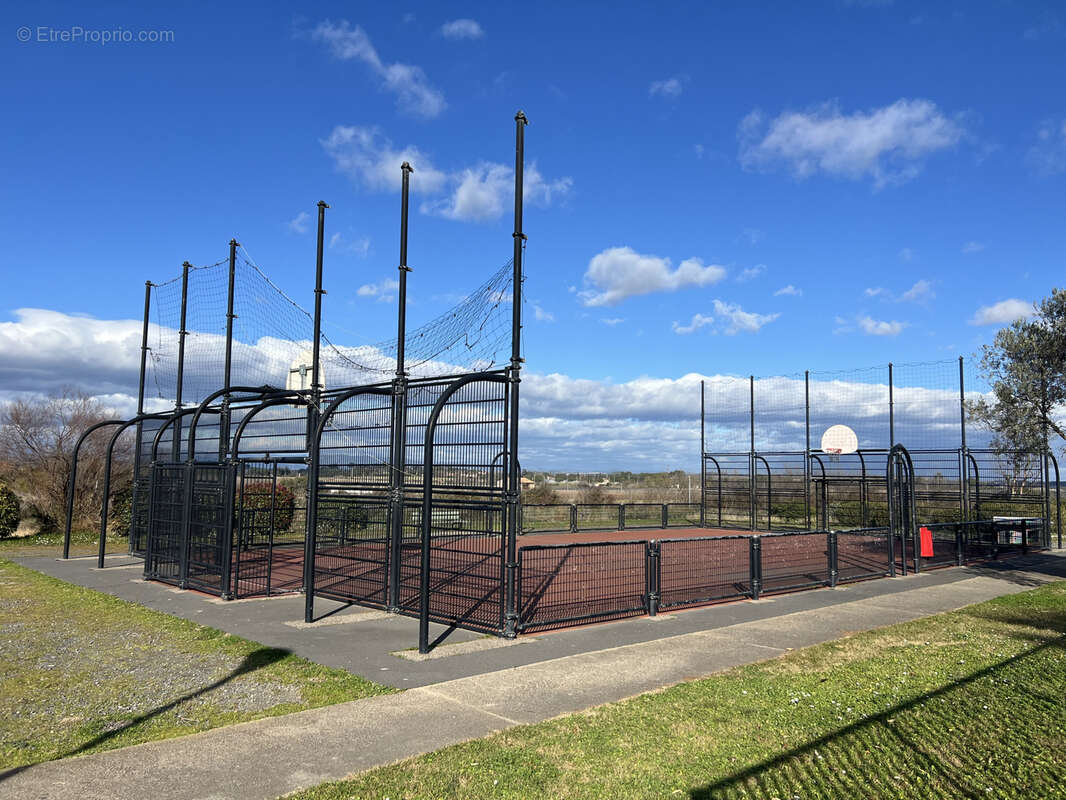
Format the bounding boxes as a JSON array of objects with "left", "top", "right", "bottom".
[
  {"left": 0, "top": 559, "right": 394, "bottom": 770},
  {"left": 0, "top": 528, "right": 128, "bottom": 559},
  {"left": 290, "top": 581, "right": 1066, "bottom": 800}
]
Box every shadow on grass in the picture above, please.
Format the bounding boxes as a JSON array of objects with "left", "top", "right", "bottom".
[
  {"left": 0, "top": 647, "right": 291, "bottom": 783},
  {"left": 689, "top": 628, "right": 1066, "bottom": 799}
]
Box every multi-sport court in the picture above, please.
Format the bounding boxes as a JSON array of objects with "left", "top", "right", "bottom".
[{"left": 61, "top": 113, "right": 1060, "bottom": 652}]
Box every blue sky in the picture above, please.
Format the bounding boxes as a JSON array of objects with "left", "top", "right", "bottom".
[{"left": 2, "top": 1, "right": 1064, "bottom": 469}]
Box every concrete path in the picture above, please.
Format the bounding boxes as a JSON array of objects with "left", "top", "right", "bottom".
[{"left": 3, "top": 551, "right": 1063, "bottom": 800}]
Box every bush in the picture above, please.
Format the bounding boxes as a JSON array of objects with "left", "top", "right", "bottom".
[
  {"left": 240, "top": 483, "right": 296, "bottom": 531},
  {"left": 108, "top": 486, "right": 133, "bottom": 538},
  {"left": 0, "top": 485, "right": 21, "bottom": 538}
]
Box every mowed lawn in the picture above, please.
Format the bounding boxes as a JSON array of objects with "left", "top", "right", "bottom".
[
  {"left": 291, "top": 581, "right": 1066, "bottom": 800},
  {"left": 0, "top": 559, "right": 394, "bottom": 770}
]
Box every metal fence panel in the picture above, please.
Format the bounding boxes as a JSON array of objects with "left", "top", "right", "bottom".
[
  {"left": 835, "top": 528, "right": 892, "bottom": 583},
  {"left": 658, "top": 536, "right": 751, "bottom": 609},
  {"left": 759, "top": 532, "right": 831, "bottom": 594}
]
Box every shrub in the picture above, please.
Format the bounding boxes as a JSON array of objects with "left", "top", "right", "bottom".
[
  {"left": 0, "top": 484, "right": 21, "bottom": 538},
  {"left": 240, "top": 483, "right": 296, "bottom": 531},
  {"left": 108, "top": 486, "right": 133, "bottom": 538}
]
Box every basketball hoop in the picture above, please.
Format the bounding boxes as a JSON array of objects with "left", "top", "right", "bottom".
[{"left": 820, "top": 425, "right": 858, "bottom": 455}]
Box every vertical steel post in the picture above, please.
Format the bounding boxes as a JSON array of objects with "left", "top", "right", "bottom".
[
  {"left": 305, "top": 203, "right": 328, "bottom": 596},
  {"left": 503, "top": 111, "right": 527, "bottom": 638},
  {"left": 888, "top": 362, "right": 894, "bottom": 448},
  {"left": 699, "top": 380, "right": 706, "bottom": 527},
  {"left": 172, "top": 264, "right": 190, "bottom": 461},
  {"left": 388, "top": 167, "right": 412, "bottom": 610},
  {"left": 127, "top": 281, "right": 152, "bottom": 554},
  {"left": 220, "top": 239, "right": 238, "bottom": 461},
  {"left": 749, "top": 375, "right": 756, "bottom": 531},
  {"left": 804, "top": 370, "right": 811, "bottom": 530},
  {"left": 958, "top": 356, "right": 968, "bottom": 522},
  {"left": 1042, "top": 372, "right": 1053, "bottom": 545},
  {"left": 749, "top": 535, "right": 761, "bottom": 600}
]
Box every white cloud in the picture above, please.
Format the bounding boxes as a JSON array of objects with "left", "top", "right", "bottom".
[
  {"left": 962, "top": 241, "right": 985, "bottom": 253},
  {"left": 424, "top": 162, "right": 572, "bottom": 223},
  {"left": 329, "top": 232, "right": 371, "bottom": 257},
  {"left": 736, "top": 264, "right": 765, "bottom": 282},
  {"left": 671, "top": 314, "right": 715, "bottom": 335},
  {"left": 898, "top": 247, "right": 914, "bottom": 262},
  {"left": 774, "top": 285, "right": 802, "bottom": 297},
  {"left": 321, "top": 126, "right": 447, "bottom": 193},
  {"left": 900, "top": 279, "right": 934, "bottom": 303},
  {"left": 969, "top": 298, "right": 1033, "bottom": 326},
  {"left": 288, "top": 212, "right": 310, "bottom": 234},
  {"left": 864, "top": 287, "right": 888, "bottom": 298},
  {"left": 533, "top": 305, "right": 554, "bottom": 322},
  {"left": 1026, "top": 118, "right": 1066, "bottom": 176},
  {"left": 601, "top": 318, "right": 625, "bottom": 327},
  {"left": 711, "top": 299, "right": 780, "bottom": 335},
  {"left": 739, "top": 99, "right": 964, "bottom": 188},
  {"left": 311, "top": 20, "right": 446, "bottom": 118},
  {"left": 579, "top": 247, "right": 727, "bottom": 307},
  {"left": 357, "top": 278, "right": 400, "bottom": 302},
  {"left": 649, "top": 77, "right": 683, "bottom": 98},
  {"left": 440, "top": 19, "right": 484, "bottom": 39},
  {"left": 857, "top": 315, "right": 906, "bottom": 336}
]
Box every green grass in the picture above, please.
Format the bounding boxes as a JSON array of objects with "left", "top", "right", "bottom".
[
  {"left": 290, "top": 581, "right": 1066, "bottom": 800},
  {"left": 0, "top": 527, "right": 127, "bottom": 558},
  {"left": 0, "top": 559, "right": 395, "bottom": 769}
]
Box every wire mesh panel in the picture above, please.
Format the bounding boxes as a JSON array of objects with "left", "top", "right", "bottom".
[
  {"left": 575, "top": 504, "right": 621, "bottom": 531},
  {"left": 232, "top": 461, "right": 307, "bottom": 598},
  {"left": 665, "top": 503, "right": 701, "bottom": 527},
  {"left": 703, "top": 453, "right": 751, "bottom": 529},
  {"left": 517, "top": 541, "right": 647, "bottom": 631},
  {"left": 184, "top": 464, "right": 234, "bottom": 595},
  {"left": 914, "top": 523, "right": 960, "bottom": 570},
  {"left": 810, "top": 451, "right": 890, "bottom": 530},
  {"left": 521, "top": 504, "right": 572, "bottom": 533},
  {"left": 967, "top": 450, "right": 1048, "bottom": 520},
  {"left": 759, "top": 532, "right": 831, "bottom": 594},
  {"left": 396, "top": 377, "right": 509, "bottom": 633},
  {"left": 911, "top": 450, "right": 964, "bottom": 523},
  {"left": 754, "top": 452, "right": 807, "bottom": 530},
  {"left": 623, "top": 503, "right": 662, "bottom": 529},
  {"left": 658, "top": 536, "right": 751, "bottom": 609},
  {"left": 835, "top": 528, "right": 892, "bottom": 582},
  {"left": 809, "top": 365, "right": 891, "bottom": 451},
  {"left": 893, "top": 361, "right": 963, "bottom": 451},
  {"left": 311, "top": 390, "right": 393, "bottom": 607},
  {"left": 144, "top": 463, "right": 187, "bottom": 584}
]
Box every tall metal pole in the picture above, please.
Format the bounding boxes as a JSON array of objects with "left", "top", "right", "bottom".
[
  {"left": 888, "top": 362, "right": 895, "bottom": 448},
  {"left": 805, "top": 370, "right": 811, "bottom": 530},
  {"left": 311, "top": 203, "right": 328, "bottom": 401},
  {"left": 503, "top": 111, "right": 527, "bottom": 637},
  {"left": 699, "top": 380, "right": 706, "bottom": 526},
  {"left": 959, "top": 356, "right": 968, "bottom": 521},
  {"left": 127, "top": 281, "right": 153, "bottom": 554},
  {"left": 304, "top": 203, "right": 328, "bottom": 596},
  {"left": 220, "top": 239, "right": 238, "bottom": 461},
  {"left": 172, "top": 263, "right": 190, "bottom": 461},
  {"left": 388, "top": 166, "right": 412, "bottom": 609},
  {"left": 1042, "top": 370, "right": 1053, "bottom": 544},
  {"left": 749, "top": 375, "right": 756, "bottom": 530}
]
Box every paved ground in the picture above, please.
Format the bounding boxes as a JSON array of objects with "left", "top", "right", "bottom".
[{"left": 2, "top": 550, "right": 1064, "bottom": 800}]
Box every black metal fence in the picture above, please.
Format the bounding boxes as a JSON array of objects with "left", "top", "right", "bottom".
[
  {"left": 514, "top": 519, "right": 1046, "bottom": 633},
  {"left": 521, "top": 502, "right": 702, "bottom": 534}
]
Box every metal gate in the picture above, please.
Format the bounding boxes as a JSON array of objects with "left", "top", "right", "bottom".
[
  {"left": 144, "top": 463, "right": 187, "bottom": 584},
  {"left": 886, "top": 444, "right": 915, "bottom": 575},
  {"left": 232, "top": 460, "right": 307, "bottom": 598}
]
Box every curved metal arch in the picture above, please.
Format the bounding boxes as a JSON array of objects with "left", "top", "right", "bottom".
[
  {"left": 965, "top": 450, "right": 981, "bottom": 521},
  {"left": 418, "top": 373, "right": 510, "bottom": 653},
  {"left": 96, "top": 412, "right": 171, "bottom": 568},
  {"left": 62, "top": 419, "right": 126, "bottom": 559},
  {"left": 753, "top": 454, "right": 772, "bottom": 531},
  {"left": 1049, "top": 452, "right": 1061, "bottom": 549},
  {"left": 886, "top": 443, "right": 916, "bottom": 576},
  {"left": 703, "top": 455, "right": 722, "bottom": 528},
  {"left": 809, "top": 453, "right": 828, "bottom": 529},
  {"left": 302, "top": 384, "right": 394, "bottom": 623},
  {"left": 151, "top": 407, "right": 208, "bottom": 461},
  {"left": 231, "top": 395, "right": 312, "bottom": 460},
  {"left": 187, "top": 385, "right": 294, "bottom": 462}
]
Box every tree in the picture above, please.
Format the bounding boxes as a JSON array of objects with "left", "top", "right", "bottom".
[
  {"left": 969, "top": 290, "right": 1066, "bottom": 495},
  {"left": 0, "top": 389, "right": 133, "bottom": 530}
]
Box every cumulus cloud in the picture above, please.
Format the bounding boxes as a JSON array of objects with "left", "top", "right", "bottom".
[
  {"left": 321, "top": 126, "right": 447, "bottom": 192},
  {"left": 970, "top": 299, "right": 1033, "bottom": 326},
  {"left": 673, "top": 302, "right": 779, "bottom": 336},
  {"left": 311, "top": 20, "right": 446, "bottom": 118},
  {"left": 440, "top": 19, "right": 484, "bottom": 39},
  {"left": 329, "top": 232, "right": 371, "bottom": 257},
  {"left": 865, "top": 287, "right": 888, "bottom": 298},
  {"left": 736, "top": 264, "right": 766, "bottom": 282},
  {"left": 671, "top": 313, "right": 715, "bottom": 335},
  {"left": 649, "top": 77, "right": 683, "bottom": 98},
  {"left": 288, "top": 212, "right": 310, "bottom": 234},
  {"left": 900, "top": 279, "right": 934, "bottom": 303},
  {"left": 533, "top": 305, "right": 554, "bottom": 322},
  {"left": 357, "top": 277, "right": 400, "bottom": 301},
  {"left": 857, "top": 315, "right": 906, "bottom": 336},
  {"left": 739, "top": 99, "right": 964, "bottom": 188},
  {"left": 579, "top": 247, "right": 727, "bottom": 307},
  {"left": 322, "top": 126, "right": 570, "bottom": 223},
  {"left": 774, "top": 285, "right": 802, "bottom": 297}
]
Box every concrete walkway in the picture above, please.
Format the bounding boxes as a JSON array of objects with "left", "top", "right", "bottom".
[{"left": 3, "top": 551, "right": 1064, "bottom": 800}]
